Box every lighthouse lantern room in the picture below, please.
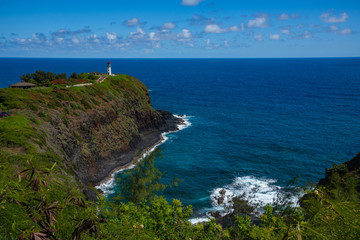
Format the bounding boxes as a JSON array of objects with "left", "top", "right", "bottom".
[{"left": 107, "top": 61, "right": 112, "bottom": 75}]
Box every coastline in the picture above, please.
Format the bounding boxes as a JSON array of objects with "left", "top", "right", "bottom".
[
  {"left": 92, "top": 112, "right": 191, "bottom": 198},
  {"left": 94, "top": 134, "right": 166, "bottom": 194}
]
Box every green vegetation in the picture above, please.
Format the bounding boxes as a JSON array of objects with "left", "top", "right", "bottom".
[
  {"left": 116, "top": 149, "right": 167, "bottom": 204},
  {"left": 0, "top": 74, "right": 359, "bottom": 239},
  {"left": 0, "top": 156, "right": 221, "bottom": 239},
  {"left": 0, "top": 115, "right": 39, "bottom": 150},
  {"left": 1, "top": 149, "right": 358, "bottom": 239},
  {"left": 115, "top": 149, "right": 181, "bottom": 205},
  {"left": 20, "top": 71, "right": 66, "bottom": 86},
  {"left": 0, "top": 74, "right": 153, "bottom": 114},
  {"left": 69, "top": 72, "right": 98, "bottom": 81},
  {"left": 20, "top": 70, "right": 98, "bottom": 87}
]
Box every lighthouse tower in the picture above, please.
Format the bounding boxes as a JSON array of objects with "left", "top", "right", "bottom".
[{"left": 107, "top": 61, "right": 112, "bottom": 75}]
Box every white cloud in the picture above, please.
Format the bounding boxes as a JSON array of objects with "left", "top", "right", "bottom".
[
  {"left": 205, "top": 38, "right": 220, "bottom": 49},
  {"left": 330, "top": 25, "right": 339, "bottom": 32},
  {"left": 7, "top": 33, "right": 80, "bottom": 49},
  {"left": 163, "top": 22, "right": 176, "bottom": 29},
  {"left": 149, "top": 32, "right": 157, "bottom": 40},
  {"left": 92, "top": 34, "right": 100, "bottom": 43},
  {"left": 177, "top": 29, "right": 193, "bottom": 46},
  {"left": 248, "top": 17, "right": 268, "bottom": 28},
  {"left": 129, "top": 27, "right": 147, "bottom": 41},
  {"left": 229, "top": 26, "right": 240, "bottom": 32},
  {"left": 339, "top": 28, "right": 352, "bottom": 35},
  {"left": 278, "top": 13, "right": 300, "bottom": 21},
  {"left": 124, "top": 17, "right": 139, "bottom": 26},
  {"left": 297, "top": 23, "right": 305, "bottom": 29},
  {"left": 106, "top": 32, "right": 117, "bottom": 40},
  {"left": 178, "top": 29, "right": 192, "bottom": 39},
  {"left": 72, "top": 37, "right": 80, "bottom": 44},
  {"left": 300, "top": 31, "right": 312, "bottom": 39},
  {"left": 51, "top": 27, "right": 91, "bottom": 39},
  {"left": 328, "top": 25, "right": 352, "bottom": 35},
  {"left": 145, "top": 32, "right": 160, "bottom": 48},
  {"left": 126, "top": 27, "right": 152, "bottom": 48},
  {"left": 278, "top": 13, "right": 289, "bottom": 21},
  {"left": 205, "top": 24, "right": 226, "bottom": 33},
  {"left": 31, "top": 33, "right": 48, "bottom": 44},
  {"left": 137, "top": 26, "right": 145, "bottom": 35},
  {"left": 15, "top": 38, "right": 27, "bottom": 43},
  {"left": 181, "top": 0, "right": 203, "bottom": 6},
  {"left": 123, "top": 27, "right": 195, "bottom": 49},
  {"left": 280, "top": 29, "right": 291, "bottom": 35},
  {"left": 269, "top": 33, "right": 280, "bottom": 40},
  {"left": 254, "top": 33, "right": 263, "bottom": 42},
  {"left": 320, "top": 12, "right": 349, "bottom": 23},
  {"left": 204, "top": 24, "right": 241, "bottom": 34},
  {"left": 55, "top": 37, "right": 64, "bottom": 44}
]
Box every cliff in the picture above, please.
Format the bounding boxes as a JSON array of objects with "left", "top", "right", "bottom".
[{"left": 0, "top": 74, "right": 182, "bottom": 199}]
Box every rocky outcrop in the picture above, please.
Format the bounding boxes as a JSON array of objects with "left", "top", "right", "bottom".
[{"left": 344, "top": 152, "right": 360, "bottom": 173}]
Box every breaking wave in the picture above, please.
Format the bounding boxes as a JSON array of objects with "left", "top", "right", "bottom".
[{"left": 189, "top": 175, "right": 299, "bottom": 224}]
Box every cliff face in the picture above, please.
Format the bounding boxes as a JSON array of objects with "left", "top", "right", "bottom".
[{"left": 0, "top": 75, "right": 181, "bottom": 195}]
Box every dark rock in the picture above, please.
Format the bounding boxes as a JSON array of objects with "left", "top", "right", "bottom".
[
  {"left": 214, "top": 212, "right": 261, "bottom": 229},
  {"left": 209, "top": 211, "right": 221, "bottom": 218},
  {"left": 78, "top": 109, "right": 182, "bottom": 187},
  {"left": 345, "top": 152, "right": 360, "bottom": 173},
  {"left": 157, "top": 110, "right": 185, "bottom": 132},
  {"left": 83, "top": 187, "right": 98, "bottom": 202}
]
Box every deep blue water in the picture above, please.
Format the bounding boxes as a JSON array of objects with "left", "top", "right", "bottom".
[{"left": 1, "top": 58, "right": 360, "bottom": 219}]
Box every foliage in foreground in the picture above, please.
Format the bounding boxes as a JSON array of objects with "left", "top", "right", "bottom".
[
  {"left": 0, "top": 155, "right": 224, "bottom": 240},
  {"left": 1, "top": 150, "right": 359, "bottom": 239}
]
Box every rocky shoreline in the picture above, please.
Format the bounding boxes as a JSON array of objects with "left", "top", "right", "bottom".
[{"left": 84, "top": 110, "right": 184, "bottom": 201}]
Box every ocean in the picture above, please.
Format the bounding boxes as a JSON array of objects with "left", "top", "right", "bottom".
[{"left": 1, "top": 58, "right": 360, "bottom": 220}]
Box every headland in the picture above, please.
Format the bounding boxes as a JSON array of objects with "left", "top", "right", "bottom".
[{"left": 0, "top": 73, "right": 183, "bottom": 200}]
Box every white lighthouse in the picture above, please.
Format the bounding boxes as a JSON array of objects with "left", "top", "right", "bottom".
[{"left": 107, "top": 61, "right": 112, "bottom": 75}]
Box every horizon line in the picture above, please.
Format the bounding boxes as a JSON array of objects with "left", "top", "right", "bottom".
[{"left": 1, "top": 56, "right": 359, "bottom": 59}]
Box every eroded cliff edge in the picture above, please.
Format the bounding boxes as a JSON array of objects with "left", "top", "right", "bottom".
[{"left": 0, "top": 74, "right": 182, "bottom": 199}]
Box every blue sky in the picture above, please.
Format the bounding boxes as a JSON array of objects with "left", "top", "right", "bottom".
[{"left": 0, "top": 0, "right": 359, "bottom": 58}]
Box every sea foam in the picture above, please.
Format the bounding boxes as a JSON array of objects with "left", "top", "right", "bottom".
[
  {"left": 189, "top": 175, "right": 298, "bottom": 224},
  {"left": 188, "top": 217, "right": 211, "bottom": 225},
  {"left": 95, "top": 114, "right": 192, "bottom": 196},
  {"left": 211, "top": 176, "right": 280, "bottom": 211}
]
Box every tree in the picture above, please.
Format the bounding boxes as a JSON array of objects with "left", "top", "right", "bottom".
[
  {"left": 116, "top": 149, "right": 167, "bottom": 204},
  {"left": 70, "top": 72, "right": 78, "bottom": 79},
  {"left": 56, "top": 73, "right": 67, "bottom": 79}
]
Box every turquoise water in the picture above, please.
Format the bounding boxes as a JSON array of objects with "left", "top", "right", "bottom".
[{"left": 1, "top": 58, "right": 360, "bottom": 219}]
